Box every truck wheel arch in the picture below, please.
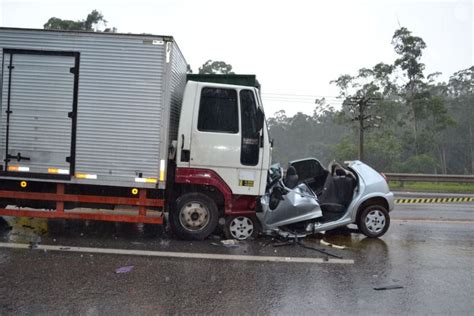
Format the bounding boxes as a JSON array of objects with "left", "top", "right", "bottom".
[
  {"left": 173, "top": 168, "right": 258, "bottom": 217},
  {"left": 172, "top": 183, "right": 225, "bottom": 215},
  {"left": 174, "top": 168, "right": 232, "bottom": 213}
]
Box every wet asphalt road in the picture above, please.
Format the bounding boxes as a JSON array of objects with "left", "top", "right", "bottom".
[{"left": 0, "top": 200, "right": 473, "bottom": 315}]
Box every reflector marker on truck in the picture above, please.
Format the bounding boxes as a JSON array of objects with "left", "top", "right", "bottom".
[
  {"left": 135, "top": 177, "right": 158, "bottom": 183},
  {"left": 7, "top": 166, "right": 30, "bottom": 172},
  {"left": 159, "top": 159, "right": 166, "bottom": 182},
  {"left": 48, "top": 168, "right": 70, "bottom": 175},
  {"left": 75, "top": 173, "right": 98, "bottom": 179}
]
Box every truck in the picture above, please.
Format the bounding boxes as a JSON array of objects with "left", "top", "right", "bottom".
[{"left": 0, "top": 27, "right": 271, "bottom": 240}]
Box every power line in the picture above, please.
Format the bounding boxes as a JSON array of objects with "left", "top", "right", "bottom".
[
  {"left": 262, "top": 96, "right": 343, "bottom": 101},
  {"left": 261, "top": 97, "right": 344, "bottom": 105},
  {"left": 262, "top": 92, "right": 343, "bottom": 99},
  {"left": 262, "top": 99, "right": 322, "bottom": 104}
]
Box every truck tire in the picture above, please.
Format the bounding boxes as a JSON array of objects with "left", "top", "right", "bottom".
[
  {"left": 169, "top": 192, "right": 218, "bottom": 240},
  {"left": 357, "top": 205, "right": 390, "bottom": 238}
]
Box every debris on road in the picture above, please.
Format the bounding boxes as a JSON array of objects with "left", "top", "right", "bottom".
[
  {"left": 115, "top": 265, "right": 134, "bottom": 274},
  {"left": 320, "top": 239, "right": 346, "bottom": 250},
  {"left": 219, "top": 239, "right": 240, "bottom": 248},
  {"left": 272, "top": 237, "right": 343, "bottom": 259},
  {"left": 373, "top": 285, "right": 404, "bottom": 291}
]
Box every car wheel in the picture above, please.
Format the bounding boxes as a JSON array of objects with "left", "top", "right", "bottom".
[
  {"left": 169, "top": 192, "right": 218, "bottom": 240},
  {"left": 224, "top": 216, "right": 259, "bottom": 240},
  {"left": 357, "top": 205, "right": 390, "bottom": 238}
]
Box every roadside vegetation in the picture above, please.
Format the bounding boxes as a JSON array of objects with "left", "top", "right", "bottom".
[
  {"left": 268, "top": 28, "right": 472, "bottom": 176},
  {"left": 388, "top": 181, "right": 474, "bottom": 194}
]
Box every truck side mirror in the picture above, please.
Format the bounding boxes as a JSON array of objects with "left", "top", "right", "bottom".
[{"left": 256, "top": 108, "right": 264, "bottom": 131}]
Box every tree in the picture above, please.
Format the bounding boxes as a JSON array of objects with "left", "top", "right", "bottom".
[
  {"left": 392, "top": 27, "right": 427, "bottom": 83},
  {"left": 44, "top": 10, "right": 116, "bottom": 32},
  {"left": 444, "top": 67, "right": 474, "bottom": 173},
  {"left": 198, "top": 60, "right": 234, "bottom": 74},
  {"left": 391, "top": 27, "right": 427, "bottom": 154},
  {"left": 331, "top": 63, "right": 395, "bottom": 161},
  {"left": 186, "top": 64, "right": 193, "bottom": 74}
]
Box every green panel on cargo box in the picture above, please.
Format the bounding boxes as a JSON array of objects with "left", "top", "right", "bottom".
[{"left": 187, "top": 74, "right": 260, "bottom": 89}]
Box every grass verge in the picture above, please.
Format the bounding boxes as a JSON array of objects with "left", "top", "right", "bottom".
[{"left": 389, "top": 181, "right": 474, "bottom": 194}]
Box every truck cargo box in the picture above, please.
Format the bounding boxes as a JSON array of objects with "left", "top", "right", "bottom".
[{"left": 0, "top": 28, "right": 187, "bottom": 188}]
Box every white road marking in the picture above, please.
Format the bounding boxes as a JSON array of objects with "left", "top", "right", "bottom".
[
  {"left": 392, "top": 219, "right": 474, "bottom": 224},
  {"left": 0, "top": 242, "right": 354, "bottom": 264}
]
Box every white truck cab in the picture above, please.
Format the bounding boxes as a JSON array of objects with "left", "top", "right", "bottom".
[{"left": 170, "top": 80, "right": 272, "bottom": 239}]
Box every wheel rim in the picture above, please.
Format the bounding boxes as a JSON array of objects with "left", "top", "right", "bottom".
[
  {"left": 229, "top": 216, "right": 254, "bottom": 240},
  {"left": 365, "top": 209, "right": 386, "bottom": 234},
  {"left": 179, "top": 202, "right": 210, "bottom": 232}
]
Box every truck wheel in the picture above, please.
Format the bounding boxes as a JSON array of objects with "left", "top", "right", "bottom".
[
  {"left": 357, "top": 205, "right": 390, "bottom": 238},
  {"left": 224, "top": 216, "right": 259, "bottom": 240},
  {"left": 169, "top": 192, "right": 218, "bottom": 240}
]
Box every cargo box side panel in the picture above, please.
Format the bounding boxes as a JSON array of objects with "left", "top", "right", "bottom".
[
  {"left": 159, "top": 41, "right": 187, "bottom": 184},
  {"left": 0, "top": 29, "right": 168, "bottom": 187},
  {"left": 74, "top": 36, "right": 166, "bottom": 187},
  {"left": 167, "top": 42, "right": 187, "bottom": 145}
]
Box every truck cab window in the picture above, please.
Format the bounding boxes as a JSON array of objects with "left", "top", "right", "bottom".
[
  {"left": 240, "top": 90, "right": 259, "bottom": 166},
  {"left": 198, "top": 88, "right": 238, "bottom": 133}
]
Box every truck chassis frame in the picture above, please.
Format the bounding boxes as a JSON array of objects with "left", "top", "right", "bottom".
[{"left": 0, "top": 180, "right": 164, "bottom": 224}]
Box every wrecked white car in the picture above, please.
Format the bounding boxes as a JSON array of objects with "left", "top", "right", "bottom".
[{"left": 227, "top": 158, "right": 395, "bottom": 240}]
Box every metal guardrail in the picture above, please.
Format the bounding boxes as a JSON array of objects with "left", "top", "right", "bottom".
[{"left": 385, "top": 173, "right": 474, "bottom": 183}]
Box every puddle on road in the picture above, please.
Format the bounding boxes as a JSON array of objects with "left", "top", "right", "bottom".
[
  {"left": 0, "top": 216, "right": 168, "bottom": 248},
  {"left": 298, "top": 229, "right": 390, "bottom": 264},
  {"left": 2, "top": 216, "right": 48, "bottom": 243}
]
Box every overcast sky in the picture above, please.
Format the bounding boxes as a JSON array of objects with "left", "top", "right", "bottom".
[{"left": 1, "top": 0, "right": 472, "bottom": 116}]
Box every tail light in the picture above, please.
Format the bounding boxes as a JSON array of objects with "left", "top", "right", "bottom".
[{"left": 380, "top": 172, "right": 388, "bottom": 182}]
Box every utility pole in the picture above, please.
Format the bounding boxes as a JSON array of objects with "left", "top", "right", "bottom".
[
  {"left": 346, "top": 96, "right": 381, "bottom": 162},
  {"left": 358, "top": 98, "right": 365, "bottom": 162}
]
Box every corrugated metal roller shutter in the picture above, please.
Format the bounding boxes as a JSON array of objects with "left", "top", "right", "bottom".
[{"left": 2, "top": 52, "right": 75, "bottom": 174}]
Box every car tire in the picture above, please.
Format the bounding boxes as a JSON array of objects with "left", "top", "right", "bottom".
[
  {"left": 357, "top": 204, "right": 390, "bottom": 238},
  {"left": 169, "top": 192, "right": 218, "bottom": 240},
  {"left": 224, "top": 215, "right": 259, "bottom": 240}
]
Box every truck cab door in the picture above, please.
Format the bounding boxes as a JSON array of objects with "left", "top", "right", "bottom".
[{"left": 186, "top": 84, "right": 265, "bottom": 196}]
